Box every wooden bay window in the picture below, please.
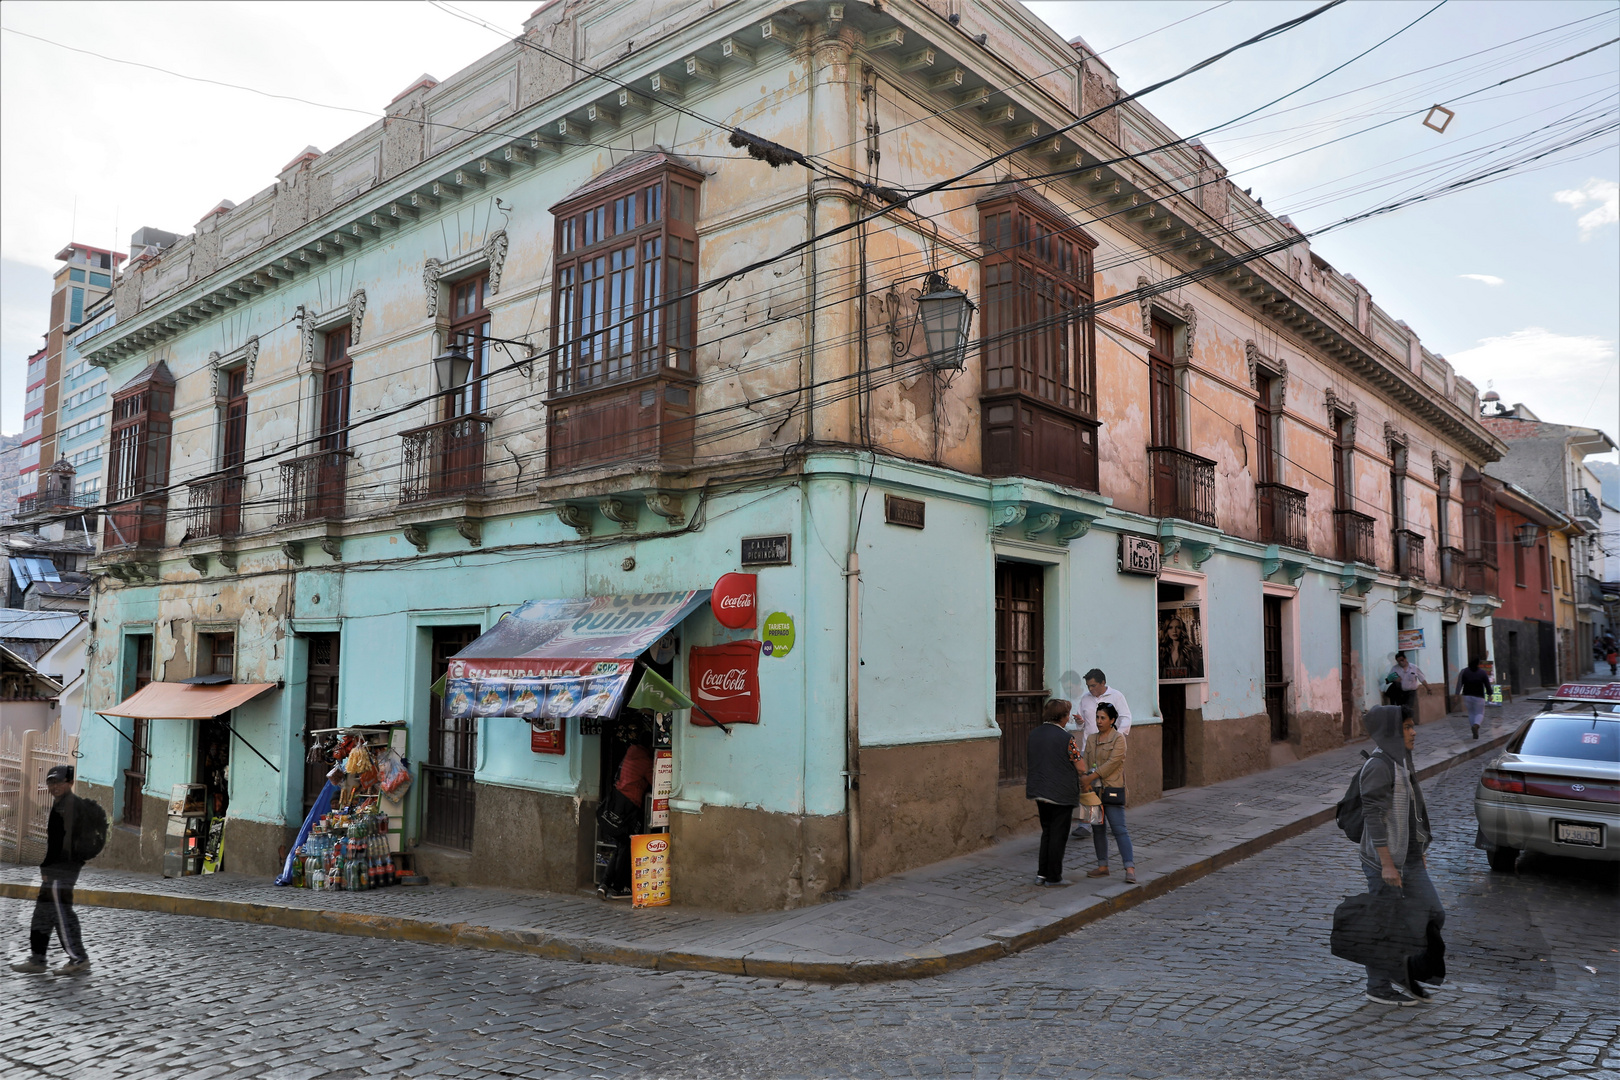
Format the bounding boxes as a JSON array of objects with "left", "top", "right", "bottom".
[
  {"left": 978, "top": 190, "right": 1099, "bottom": 491},
  {"left": 547, "top": 154, "right": 700, "bottom": 473},
  {"left": 104, "top": 361, "right": 174, "bottom": 549}
]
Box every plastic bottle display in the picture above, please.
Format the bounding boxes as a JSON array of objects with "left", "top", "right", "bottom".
[{"left": 291, "top": 807, "right": 396, "bottom": 890}]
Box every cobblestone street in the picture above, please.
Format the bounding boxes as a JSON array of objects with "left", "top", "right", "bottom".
[{"left": 4, "top": 755, "right": 1617, "bottom": 1080}]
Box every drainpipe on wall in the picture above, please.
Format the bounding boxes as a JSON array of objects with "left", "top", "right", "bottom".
[{"left": 845, "top": 548, "right": 861, "bottom": 890}]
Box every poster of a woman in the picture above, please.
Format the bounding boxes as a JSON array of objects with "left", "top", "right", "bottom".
[{"left": 1158, "top": 605, "right": 1205, "bottom": 680}]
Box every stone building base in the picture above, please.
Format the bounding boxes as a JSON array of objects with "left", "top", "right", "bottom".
[{"left": 860, "top": 738, "right": 1000, "bottom": 880}]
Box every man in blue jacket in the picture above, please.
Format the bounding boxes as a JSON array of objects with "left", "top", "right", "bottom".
[{"left": 10, "top": 765, "right": 91, "bottom": 976}]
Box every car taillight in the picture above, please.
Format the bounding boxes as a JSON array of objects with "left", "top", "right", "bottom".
[
  {"left": 1482, "top": 769, "right": 1525, "bottom": 794},
  {"left": 1523, "top": 776, "right": 1620, "bottom": 804}
]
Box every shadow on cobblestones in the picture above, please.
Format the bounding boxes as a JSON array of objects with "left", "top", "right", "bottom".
[{"left": 3, "top": 754, "right": 1615, "bottom": 1079}]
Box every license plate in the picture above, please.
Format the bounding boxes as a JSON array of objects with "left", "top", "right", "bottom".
[{"left": 1555, "top": 822, "right": 1603, "bottom": 847}]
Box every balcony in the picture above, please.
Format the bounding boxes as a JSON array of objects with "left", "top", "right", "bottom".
[
  {"left": 1392, "top": 528, "right": 1426, "bottom": 582},
  {"left": 102, "top": 497, "right": 167, "bottom": 550},
  {"left": 15, "top": 494, "right": 36, "bottom": 517},
  {"left": 184, "top": 469, "right": 245, "bottom": 541},
  {"left": 400, "top": 414, "right": 492, "bottom": 504},
  {"left": 1439, "top": 545, "right": 1465, "bottom": 591},
  {"left": 278, "top": 449, "right": 352, "bottom": 525},
  {"left": 1573, "top": 488, "right": 1602, "bottom": 524},
  {"left": 1333, "top": 508, "right": 1375, "bottom": 565},
  {"left": 1256, "top": 482, "right": 1308, "bottom": 551},
  {"left": 1148, "top": 446, "right": 1216, "bottom": 527},
  {"left": 1463, "top": 555, "right": 1498, "bottom": 596},
  {"left": 1580, "top": 574, "right": 1607, "bottom": 606}
]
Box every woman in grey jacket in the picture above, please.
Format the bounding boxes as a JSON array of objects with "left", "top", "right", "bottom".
[{"left": 1358, "top": 705, "right": 1444, "bottom": 1005}]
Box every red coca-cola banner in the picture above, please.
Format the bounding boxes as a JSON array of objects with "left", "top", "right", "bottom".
[
  {"left": 710, "top": 572, "right": 758, "bottom": 630},
  {"left": 688, "top": 640, "right": 763, "bottom": 726}
]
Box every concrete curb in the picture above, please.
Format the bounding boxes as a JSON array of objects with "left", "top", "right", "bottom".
[{"left": 1, "top": 733, "right": 1511, "bottom": 983}]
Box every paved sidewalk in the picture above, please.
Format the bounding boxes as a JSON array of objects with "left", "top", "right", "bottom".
[{"left": 1, "top": 699, "right": 1543, "bottom": 982}]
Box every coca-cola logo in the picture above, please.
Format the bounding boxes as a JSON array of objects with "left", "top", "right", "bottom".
[
  {"left": 688, "top": 641, "right": 762, "bottom": 726},
  {"left": 710, "top": 572, "right": 757, "bottom": 630},
  {"left": 700, "top": 668, "right": 750, "bottom": 693}
]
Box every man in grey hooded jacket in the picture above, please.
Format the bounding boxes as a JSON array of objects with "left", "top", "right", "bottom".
[{"left": 1357, "top": 704, "right": 1444, "bottom": 1004}]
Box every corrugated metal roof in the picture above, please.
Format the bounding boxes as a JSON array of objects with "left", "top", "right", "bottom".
[{"left": 0, "top": 609, "right": 81, "bottom": 641}]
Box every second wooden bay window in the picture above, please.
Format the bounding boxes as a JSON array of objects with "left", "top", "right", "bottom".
[{"left": 977, "top": 189, "right": 1100, "bottom": 492}]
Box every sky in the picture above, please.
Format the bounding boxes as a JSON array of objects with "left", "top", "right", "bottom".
[{"left": 1, "top": 0, "right": 1616, "bottom": 461}]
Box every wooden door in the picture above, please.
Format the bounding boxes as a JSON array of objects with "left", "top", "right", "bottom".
[
  {"left": 1264, "top": 596, "right": 1288, "bottom": 742},
  {"left": 1160, "top": 684, "right": 1186, "bottom": 791},
  {"left": 221, "top": 367, "right": 248, "bottom": 534},
  {"left": 1340, "top": 609, "right": 1357, "bottom": 739},
  {"left": 424, "top": 625, "right": 483, "bottom": 850},
  {"left": 1441, "top": 621, "right": 1456, "bottom": 714},
  {"left": 1466, "top": 624, "right": 1487, "bottom": 669},
  {"left": 994, "top": 561, "right": 1045, "bottom": 783},
  {"left": 302, "top": 633, "right": 341, "bottom": 817}
]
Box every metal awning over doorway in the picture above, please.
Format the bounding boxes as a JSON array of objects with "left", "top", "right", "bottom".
[{"left": 97, "top": 681, "right": 282, "bottom": 772}]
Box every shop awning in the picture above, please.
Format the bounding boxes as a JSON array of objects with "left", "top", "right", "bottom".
[
  {"left": 454, "top": 591, "right": 711, "bottom": 661},
  {"left": 443, "top": 591, "right": 710, "bottom": 725},
  {"left": 99, "top": 681, "right": 278, "bottom": 720}
]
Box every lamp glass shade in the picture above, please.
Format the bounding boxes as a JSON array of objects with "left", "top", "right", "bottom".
[
  {"left": 433, "top": 344, "right": 474, "bottom": 392},
  {"left": 1515, "top": 524, "right": 1540, "bottom": 547},
  {"left": 917, "top": 282, "right": 971, "bottom": 370}
]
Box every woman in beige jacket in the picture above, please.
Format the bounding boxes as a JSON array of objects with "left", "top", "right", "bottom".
[{"left": 1082, "top": 702, "right": 1135, "bottom": 884}]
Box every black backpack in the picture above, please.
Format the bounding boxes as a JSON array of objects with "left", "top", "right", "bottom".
[
  {"left": 1334, "top": 751, "right": 1379, "bottom": 843},
  {"left": 71, "top": 795, "right": 109, "bottom": 862}
]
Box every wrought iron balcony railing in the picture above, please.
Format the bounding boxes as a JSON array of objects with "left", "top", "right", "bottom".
[
  {"left": 1148, "top": 446, "right": 1216, "bottom": 528},
  {"left": 1333, "top": 508, "right": 1375, "bottom": 565},
  {"left": 185, "top": 468, "right": 245, "bottom": 541},
  {"left": 1573, "top": 487, "right": 1602, "bottom": 523},
  {"left": 278, "top": 449, "right": 352, "bottom": 525},
  {"left": 400, "top": 414, "right": 492, "bottom": 505},
  {"left": 1256, "top": 481, "right": 1308, "bottom": 551},
  {"left": 1393, "top": 527, "right": 1426, "bottom": 583},
  {"left": 1439, "top": 545, "right": 1465, "bottom": 591}
]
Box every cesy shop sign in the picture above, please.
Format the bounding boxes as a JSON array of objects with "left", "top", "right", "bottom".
[{"left": 688, "top": 640, "right": 762, "bottom": 725}]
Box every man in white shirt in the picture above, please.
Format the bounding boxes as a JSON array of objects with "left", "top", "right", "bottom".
[
  {"left": 1062, "top": 668, "right": 1132, "bottom": 739},
  {"left": 1061, "top": 669, "right": 1131, "bottom": 838}
]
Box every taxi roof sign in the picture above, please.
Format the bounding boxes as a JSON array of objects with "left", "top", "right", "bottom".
[{"left": 1552, "top": 683, "right": 1620, "bottom": 703}]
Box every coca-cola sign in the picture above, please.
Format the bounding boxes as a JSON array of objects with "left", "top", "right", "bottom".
[
  {"left": 710, "top": 572, "right": 757, "bottom": 629},
  {"left": 688, "top": 640, "right": 762, "bottom": 726}
]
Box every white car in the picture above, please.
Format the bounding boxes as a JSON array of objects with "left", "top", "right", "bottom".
[{"left": 1475, "top": 706, "right": 1620, "bottom": 871}]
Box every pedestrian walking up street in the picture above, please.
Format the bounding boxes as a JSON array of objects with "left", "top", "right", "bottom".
[
  {"left": 1083, "top": 702, "right": 1135, "bottom": 884},
  {"left": 10, "top": 765, "right": 105, "bottom": 976},
  {"left": 1455, "top": 657, "right": 1493, "bottom": 740},
  {"left": 1356, "top": 706, "right": 1445, "bottom": 1006},
  {"left": 1384, "top": 652, "right": 1427, "bottom": 711},
  {"left": 1026, "top": 698, "right": 1084, "bottom": 886}
]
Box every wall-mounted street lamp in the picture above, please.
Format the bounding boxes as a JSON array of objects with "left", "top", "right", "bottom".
[
  {"left": 433, "top": 342, "right": 475, "bottom": 393},
  {"left": 916, "top": 271, "right": 975, "bottom": 372},
  {"left": 1514, "top": 523, "right": 1542, "bottom": 548}
]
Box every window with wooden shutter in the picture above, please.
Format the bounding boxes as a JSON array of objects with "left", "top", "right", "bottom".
[
  {"left": 977, "top": 189, "right": 1099, "bottom": 492},
  {"left": 103, "top": 361, "right": 174, "bottom": 549},
  {"left": 547, "top": 154, "right": 700, "bottom": 474}
]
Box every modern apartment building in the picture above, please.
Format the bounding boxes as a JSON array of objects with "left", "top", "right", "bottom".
[{"left": 14, "top": 243, "right": 125, "bottom": 519}]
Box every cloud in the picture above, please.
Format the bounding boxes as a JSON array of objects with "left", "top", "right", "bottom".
[
  {"left": 1553, "top": 178, "right": 1619, "bottom": 239},
  {"left": 1457, "top": 274, "right": 1504, "bottom": 286},
  {"left": 1450, "top": 327, "right": 1618, "bottom": 444}
]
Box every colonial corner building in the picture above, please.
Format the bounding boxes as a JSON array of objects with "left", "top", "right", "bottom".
[{"left": 68, "top": 0, "right": 1506, "bottom": 910}]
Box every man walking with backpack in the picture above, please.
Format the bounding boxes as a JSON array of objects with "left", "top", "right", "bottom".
[
  {"left": 10, "top": 765, "right": 104, "bottom": 976},
  {"left": 1355, "top": 706, "right": 1443, "bottom": 1005}
]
